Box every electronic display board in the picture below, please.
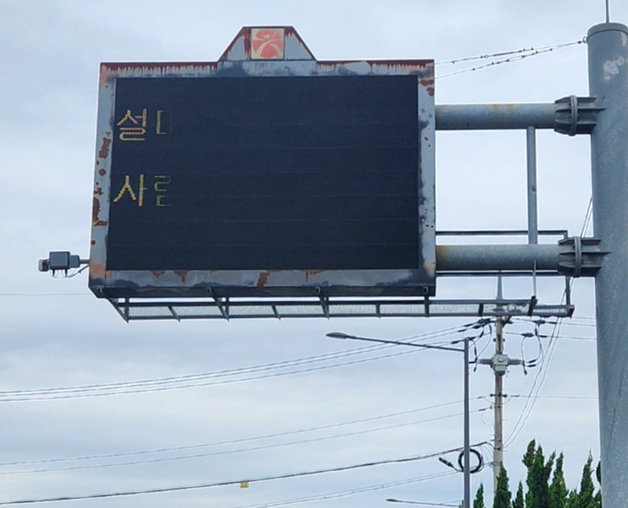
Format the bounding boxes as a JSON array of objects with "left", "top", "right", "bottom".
[{"left": 89, "top": 26, "right": 435, "bottom": 299}]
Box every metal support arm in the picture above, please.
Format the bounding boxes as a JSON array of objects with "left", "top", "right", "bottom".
[
  {"left": 436, "top": 96, "right": 600, "bottom": 134},
  {"left": 436, "top": 238, "right": 605, "bottom": 276}
]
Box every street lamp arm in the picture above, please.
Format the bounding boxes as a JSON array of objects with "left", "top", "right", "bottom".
[
  {"left": 324, "top": 330, "right": 472, "bottom": 508},
  {"left": 325, "top": 332, "right": 463, "bottom": 353}
]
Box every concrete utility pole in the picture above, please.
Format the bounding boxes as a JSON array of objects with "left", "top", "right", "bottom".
[
  {"left": 493, "top": 318, "right": 505, "bottom": 489},
  {"left": 476, "top": 315, "right": 522, "bottom": 493},
  {"left": 587, "top": 22, "right": 628, "bottom": 507}
]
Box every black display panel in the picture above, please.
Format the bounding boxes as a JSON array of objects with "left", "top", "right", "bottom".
[{"left": 107, "top": 75, "right": 419, "bottom": 271}]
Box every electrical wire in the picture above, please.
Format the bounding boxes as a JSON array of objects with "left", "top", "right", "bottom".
[
  {"left": 512, "top": 317, "right": 596, "bottom": 327},
  {"left": 51, "top": 265, "right": 88, "bottom": 279},
  {"left": 436, "top": 39, "right": 586, "bottom": 79},
  {"left": 0, "top": 349, "right": 441, "bottom": 401},
  {"left": 551, "top": 335, "right": 596, "bottom": 341},
  {"left": 472, "top": 331, "right": 494, "bottom": 366},
  {"left": 0, "top": 325, "right": 477, "bottom": 402},
  {"left": 0, "top": 408, "right": 489, "bottom": 476},
  {"left": 507, "top": 394, "right": 597, "bottom": 400},
  {"left": 506, "top": 331, "right": 596, "bottom": 342},
  {"left": 503, "top": 193, "right": 596, "bottom": 448},
  {"left": 510, "top": 318, "right": 596, "bottom": 332},
  {"left": 386, "top": 499, "right": 460, "bottom": 507},
  {"left": 233, "top": 471, "right": 457, "bottom": 508},
  {"left": 0, "top": 293, "right": 86, "bottom": 297},
  {"left": 437, "top": 40, "right": 583, "bottom": 66},
  {"left": 503, "top": 317, "right": 563, "bottom": 448},
  {"left": 559, "top": 322, "right": 597, "bottom": 328},
  {"left": 580, "top": 196, "right": 594, "bottom": 237},
  {"left": 0, "top": 444, "right": 486, "bottom": 506},
  {"left": 518, "top": 327, "right": 545, "bottom": 371},
  {"left": 0, "top": 398, "right": 476, "bottom": 467}
]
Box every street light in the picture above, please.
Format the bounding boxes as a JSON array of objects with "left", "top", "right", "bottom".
[
  {"left": 386, "top": 498, "right": 461, "bottom": 507},
  {"left": 325, "top": 331, "right": 472, "bottom": 508}
]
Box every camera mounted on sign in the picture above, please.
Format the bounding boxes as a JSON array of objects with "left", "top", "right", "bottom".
[{"left": 38, "top": 251, "right": 89, "bottom": 277}]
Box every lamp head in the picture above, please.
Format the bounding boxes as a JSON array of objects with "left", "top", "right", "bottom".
[{"left": 325, "top": 332, "right": 351, "bottom": 339}]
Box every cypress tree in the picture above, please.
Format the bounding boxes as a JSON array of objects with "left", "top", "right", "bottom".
[
  {"left": 512, "top": 481, "right": 525, "bottom": 508},
  {"left": 522, "top": 439, "right": 536, "bottom": 469},
  {"left": 570, "top": 454, "right": 600, "bottom": 508},
  {"left": 549, "top": 453, "right": 568, "bottom": 508},
  {"left": 473, "top": 483, "right": 485, "bottom": 508},
  {"left": 523, "top": 441, "right": 554, "bottom": 508},
  {"left": 493, "top": 464, "right": 511, "bottom": 508},
  {"left": 594, "top": 460, "right": 602, "bottom": 507}
]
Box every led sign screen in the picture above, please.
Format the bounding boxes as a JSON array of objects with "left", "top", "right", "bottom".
[
  {"left": 89, "top": 46, "right": 435, "bottom": 299},
  {"left": 107, "top": 76, "right": 419, "bottom": 272}
]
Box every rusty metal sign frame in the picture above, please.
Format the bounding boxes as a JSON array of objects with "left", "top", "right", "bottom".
[
  {"left": 107, "top": 296, "right": 573, "bottom": 322},
  {"left": 90, "top": 26, "right": 436, "bottom": 301},
  {"left": 102, "top": 228, "right": 574, "bottom": 321}
]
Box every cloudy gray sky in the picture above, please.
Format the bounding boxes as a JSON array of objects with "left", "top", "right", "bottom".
[{"left": 1, "top": 1, "right": 624, "bottom": 507}]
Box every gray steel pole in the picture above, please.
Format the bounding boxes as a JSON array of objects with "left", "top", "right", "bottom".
[
  {"left": 526, "top": 127, "right": 539, "bottom": 245},
  {"left": 588, "top": 22, "right": 628, "bottom": 507},
  {"left": 463, "top": 337, "right": 471, "bottom": 508}
]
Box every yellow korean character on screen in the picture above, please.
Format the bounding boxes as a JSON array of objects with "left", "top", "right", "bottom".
[
  {"left": 153, "top": 175, "right": 171, "bottom": 207},
  {"left": 116, "top": 108, "right": 147, "bottom": 141},
  {"left": 113, "top": 174, "right": 147, "bottom": 206}
]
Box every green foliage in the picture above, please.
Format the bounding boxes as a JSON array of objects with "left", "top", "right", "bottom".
[
  {"left": 493, "top": 465, "right": 511, "bottom": 508},
  {"left": 566, "top": 454, "right": 600, "bottom": 508},
  {"left": 473, "top": 483, "right": 486, "bottom": 508},
  {"left": 469, "top": 442, "right": 600, "bottom": 508},
  {"left": 549, "top": 453, "right": 568, "bottom": 508},
  {"left": 512, "top": 481, "right": 525, "bottom": 508},
  {"left": 523, "top": 441, "right": 555, "bottom": 508},
  {"left": 491, "top": 442, "right": 602, "bottom": 508}
]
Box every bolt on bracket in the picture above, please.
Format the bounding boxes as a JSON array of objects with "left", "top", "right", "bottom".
[
  {"left": 554, "top": 95, "right": 601, "bottom": 136},
  {"left": 558, "top": 237, "right": 607, "bottom": 277}
]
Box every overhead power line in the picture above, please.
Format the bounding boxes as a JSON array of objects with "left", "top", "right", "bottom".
[
  {"left": 1, "top": 409, "right": 490, "bottom": 476},
  {"left": 503, "top": 192, "right": 595, "bottom": 449},
  {"left": 233, "top": 471, "right": 456, "bottom": 508},
  {"left": 0, "top": 325, "right": 473, "bottom": 402},
  {"left": 0, "top": 398, "right": 472, "bottom": 467},
  {"left": 0, "top": 444, "right": 486, "bottom": 506},
  {"left": 507, "top": 394, "right": 597, "bottom": 400}
]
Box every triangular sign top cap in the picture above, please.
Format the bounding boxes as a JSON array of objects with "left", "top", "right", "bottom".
[{"left": 220, "top": 26, "right": 315, "bottom": 61}]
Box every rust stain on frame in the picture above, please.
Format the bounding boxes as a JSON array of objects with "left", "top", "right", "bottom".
[
  {"left": 98, "top": 136, "right": 111, "bottom": 159},
  {"left": 175, "top": 270, "right": 189, "bottom": 282},
  {"left": 90, "top": 262, "right": 106, "bottom": 280},
  {"left": 420, "top": 78, "right": 435, "bottom": 97},
  {"left": 92, "top": 197, "right": 108, "bottom": 227},
  {"left": 305, "top": 270, "right": 326, "bottom": 282},
  {"left": 257, "top": 271, "right": 271, "bottom": 288}
]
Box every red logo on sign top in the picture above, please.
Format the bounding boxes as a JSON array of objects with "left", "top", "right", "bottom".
[{"left": 251, "top": 28, "right": 284, "bottom": 59}]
